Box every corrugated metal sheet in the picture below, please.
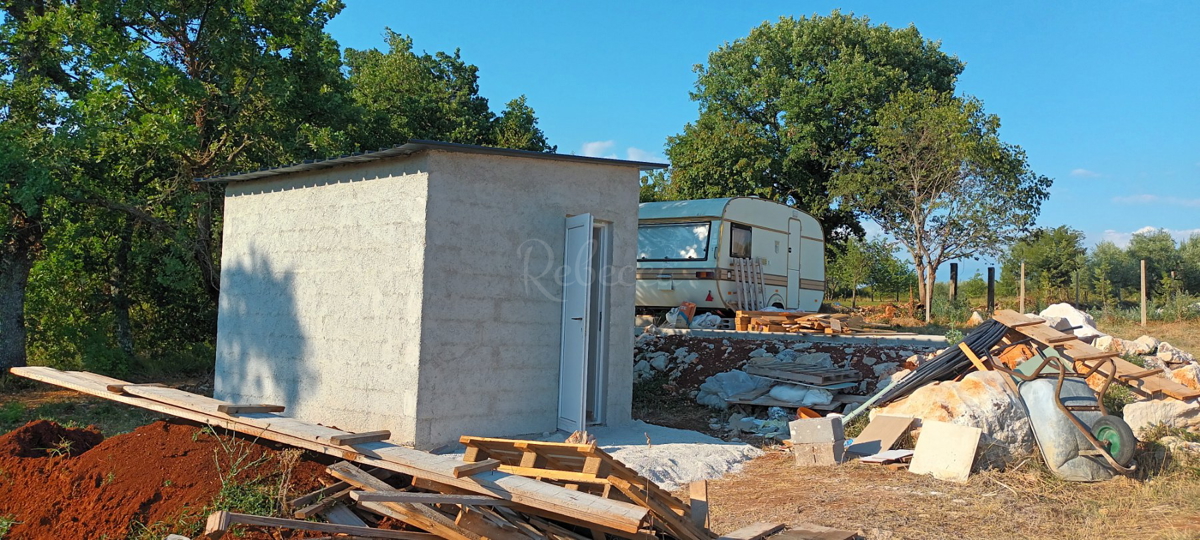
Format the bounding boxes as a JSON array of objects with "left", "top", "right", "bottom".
[{"left": 196, "top": 139, "right": 667, "bottom": 184}]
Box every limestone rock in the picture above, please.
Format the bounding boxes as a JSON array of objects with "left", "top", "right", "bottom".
[
  {"left": 1133, "top": 335, "right": 1161, "bottom": 355},
  {"left": 1157, "top": 342, "right": 1196, "bottom": 365},
  {"left": 1038, "top": 303, "right": 1104, "bottom": 338},
  {"left": 872, "top": 362, "right": 901, "bottom": 378},
  {"left": 1094, "top": 335, "right": 1141, "bottom": 355},
  {"left": 749, "top": 348, "right": 770, "bottom": 358},
  {"left": 965, "top": 311, "right": 985, "bottom": 327},
  {"left": 1168, "top": 364, "right": 1200, "bottom": 391},
  {"left": 1123, "top": 398, "right": 1200, "bottom": 435},
  {"left": 793, "top": 352, "right": 833, "bottom": 368},
  {"left": 649, "top": 354, "right": 670, "bottom": 372},
  {"left": 873, "top": 371, "right": 1035, "bottom": 467},
  {"left": 862, "top": 356, "right": 878, "bottom": 366}
]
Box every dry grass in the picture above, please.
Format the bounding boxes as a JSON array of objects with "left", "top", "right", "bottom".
[
  {"left": 704, "top": 449, "right": 1200, "bottom": 540},
  {"left": 1097, "top": 319, "right": 1200, "bottom": 357}
]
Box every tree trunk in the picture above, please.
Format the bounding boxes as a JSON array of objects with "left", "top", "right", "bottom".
[
  {"left": 851, "top": 284, "right": 858, "bottom": 309},
  {"left": 192, "top": 184, "right": 221, "bottom": 303},
  {"left": 0, "top": 246, "right": 34, "bottom": 370},
  {"left": 112, "top": 218, "right": 135, "bottom": 359},
  {"left": 924, "top": 271, "right": 937, "bottom": 323}
]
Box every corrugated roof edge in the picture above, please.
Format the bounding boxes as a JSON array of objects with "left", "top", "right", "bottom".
[{"left": 195, "top": 139, "right": 668, "bottom": 183}]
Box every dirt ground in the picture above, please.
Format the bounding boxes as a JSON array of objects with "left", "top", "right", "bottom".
[
  {"left": 0, "top": 418, "right": 330, "bottom": 539},
  {"left": 704, "top": 450, "right": 1200, "bottom": 540}
]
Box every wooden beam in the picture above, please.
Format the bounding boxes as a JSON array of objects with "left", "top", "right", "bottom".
[
  {"left": 328, "top": 430, "right": 392, "bottom": 446},
  {"left": 958, "top": 343, "right": 990, "bottom": 372},
  {"left": 351, "top": 491, "right": 515, "bottom": 507},
  {"left": 202, "top": 510, "right": 438, "bottom": 540},
  {"left": 327, "top": 462, "right": 478, "bottom": 540},
  {"left": 11, "top": 367, "right": 650, "bottom": 536},
  {"left": 496, "top": 465, "right": 612, "bottom": 485},
  {"left": 294, "top": 487, "right": 353, "bottom": 518},
  {"left": 105, "top": 382, "right": 166, "bottom": 394},
  {"left": 453, "top": 458, "right": 502, "bottom": 478},
  {"left": 216, "top": 403, "right": 285, "bottom": 414},
  {"left": 688, "top": 481, "right": 708, "bottom": 529},
  {"left": 716, "top": 523, "right": 785, "bottom": 540}
]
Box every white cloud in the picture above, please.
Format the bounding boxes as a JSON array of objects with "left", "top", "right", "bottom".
[
  {"left": 1111, "top": 194, "right": 1200, "bottom": 208},
  {"left": 1070, "top": 168, "right": 1101, "bottom": 178},
  {"left": 625, "top": 147, "right": 665, "bottom": 163},
  {"left": 1099, "top": 226, "right": 1200, "bottom": 248},
  {"left": 580, "top": 140, "right": 616, "bottom": 158}
]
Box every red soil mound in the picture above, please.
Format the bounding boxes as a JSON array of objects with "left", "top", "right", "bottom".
[{"left": 0, "top": 419, "right": 326, "bottom": 539}]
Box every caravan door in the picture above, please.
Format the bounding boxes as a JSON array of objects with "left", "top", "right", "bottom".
[{"left": 787, "top": 218, "right": 802, "bottom": 309}]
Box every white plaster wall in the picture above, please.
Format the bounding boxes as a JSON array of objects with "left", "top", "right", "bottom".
[
  {"left": 415, "top": 151, "right": 639, "bottom": 447},
  {"left": 214, "top": 157, "right": 430, "bottom": 446}
]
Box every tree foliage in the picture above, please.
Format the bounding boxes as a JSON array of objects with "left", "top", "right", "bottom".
[
  {"left": 1000, "top": 226, "right": 1086, "bottom": 303},
  {"left": 832, "top": 89, "right": 1051, "bottom": 320},
  {"left": 663, "top": 11, "right": 964, "bottom": 245},
  {"left": 1, "top": 2, "right": 554, "bottom": 372}
]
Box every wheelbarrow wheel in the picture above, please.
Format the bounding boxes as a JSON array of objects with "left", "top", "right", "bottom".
[{"left": 1092, "top": 415, "right": 1137, "bottom": 466}]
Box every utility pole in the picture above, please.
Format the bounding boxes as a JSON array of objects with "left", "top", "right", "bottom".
[
  {"left": 987, "top": 267, "right": 995, "bottom": 315},
  {"left": 949, "top": 263, "right": 958, "bottom": 302},
  {"left": 1019, "top": 261, "right": 1025, "bottom": 314},
  {"left": 1140, "top": 259, "right": 1147, "bottom": 326}
]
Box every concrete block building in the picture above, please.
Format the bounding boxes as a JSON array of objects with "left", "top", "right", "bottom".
[{"left": 202, "top": 140, "right": 663, "bottom": 449}]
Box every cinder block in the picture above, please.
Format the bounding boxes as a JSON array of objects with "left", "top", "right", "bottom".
[
  {"left": 788, "top": 416, "right": 845, "bottom": 444},
  {"left": 793, "top": 442, "right": 845, "bottom": 467}
]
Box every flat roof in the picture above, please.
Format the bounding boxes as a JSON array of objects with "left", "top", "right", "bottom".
[{"left": 196, "top": 140, "right": 668, "bottom": 183}]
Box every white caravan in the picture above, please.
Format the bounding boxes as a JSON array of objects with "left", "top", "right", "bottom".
[{"left": 636, "top": 197, "right": 825, "bottom": 313}]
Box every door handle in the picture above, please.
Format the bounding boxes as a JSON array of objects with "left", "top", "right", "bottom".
[{"left": 571, "top": 317, "right": 583, "bottom": 321}]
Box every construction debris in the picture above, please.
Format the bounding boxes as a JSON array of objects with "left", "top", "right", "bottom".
[
  {"left": 735, "top": 310, "right": 902, "bottom": 335},
  {"left": 907, "top": 420, "right": 982, "bottom": 483}
]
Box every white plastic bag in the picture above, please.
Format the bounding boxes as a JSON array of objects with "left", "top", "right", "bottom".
[{"left": 691, "top": 312, "right": 721, "bottom": 329}]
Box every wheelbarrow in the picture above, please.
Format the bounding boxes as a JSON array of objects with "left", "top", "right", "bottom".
[{"left": 988, "top": 339, "right": 1137, "bottom": 481}]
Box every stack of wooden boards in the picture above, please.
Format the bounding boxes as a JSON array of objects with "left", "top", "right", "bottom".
[
  {"left": 10, "top": 366, "right": 796, "bottom": 540},
  {"left": 734, "top": 311, "right": 902, "bottom": 335}
]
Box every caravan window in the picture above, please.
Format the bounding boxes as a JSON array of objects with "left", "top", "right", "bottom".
[
  {"left": 730, "top": 223, "right": 752, "bottom": 258},
  {"left": 637, "top": 222, "right": 710, "bottom": 261}
]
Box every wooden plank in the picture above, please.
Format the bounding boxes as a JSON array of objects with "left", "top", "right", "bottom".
[
  {"left": 352, "top": 491, "right": 516, "bottom": 507},
  {"left": 7, "top": 368, "right": 650, "bottom": 536},
  {"left": 716, "top": 522, "right": 785, "bottom": 540},
  {"left": 202, "top": 510, "right": 438, "bottom": 540},
  {"left": 289, "top": 481, "right": 350, "bottom": 510},
  {"left": 609, "top": 477, "right": 711, "bottom": 540},
  {"left": 105, "top": 382, "right": 166, "bottom": 394},
  {"left": 688, "top": 481, "right": 708, "bottom": 529},
  {"left": 455, "top": 506, "right": 532, "bottom": 540},
  {"left": 958, "top": 343, "right": 990, "bottom": 372},
  {"left": 908, "top": 421, "right": 981, "bottom": 483},
  {"left": 845, "top": 415, "right": 913, "bottom": 457},
  {"left": 294, "top": 487, "right": 352, "bottom": 518},
  {"left": 773, "top": 525, "right": 857, "bottom": 540},
  {"left": 1119, "top": 368, "right": 1165, "bottom": 380},
  {"left": 215, "top": 403, "right": 286, "bottom": 414},
  {"left": 454, "top": 458, "right": 502, "bottom": 478},
  {"left": 327, "top": 461, "right": 478, "bottom": 540},
  {"left": 327, "top": 430, "right": 392, "bottom": 446},
  {"left": 496, "top": 465, "right": 611, "bottom": 485}
]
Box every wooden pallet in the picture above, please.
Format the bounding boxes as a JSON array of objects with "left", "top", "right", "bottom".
[
  {"left": 459, "top": 437, "right": 715, "bottom": 540},
  {"left": 992, "top": 310, "right": 1200, "bottom": 401},
  {"left": 743, "top": 362, "right": 862, "bottom": 385}
]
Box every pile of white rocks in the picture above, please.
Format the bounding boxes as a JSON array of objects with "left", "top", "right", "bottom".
[{"left": 1027, "top": 303, "right": 1200, "bottom": 436}]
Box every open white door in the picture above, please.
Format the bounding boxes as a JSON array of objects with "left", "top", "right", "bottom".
[{"left": 558, "top": 213, "right": 594, "bottom": 433}]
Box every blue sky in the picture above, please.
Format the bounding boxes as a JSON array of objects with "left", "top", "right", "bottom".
[{"left": 326, "top": 1, "right": 1198, "bottom": 276}]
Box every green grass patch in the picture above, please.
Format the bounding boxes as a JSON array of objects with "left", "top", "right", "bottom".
[
  {"left": 0, "top": 515, "right": 17, "bottom": 539},
  {"left": 0, "top": 397, "right": 159, "bottom": 436}
]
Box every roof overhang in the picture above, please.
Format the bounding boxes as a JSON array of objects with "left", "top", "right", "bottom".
[{"left": 196, "top": 140, "right": 668, "bottom": 183}]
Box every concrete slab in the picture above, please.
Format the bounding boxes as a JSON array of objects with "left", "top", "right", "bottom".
[
  {"left": 846, "top": 414, "right": 914, "bottom": 456},
  {"left": 908, "top": 420, "right": 981, "bottom": 483}
]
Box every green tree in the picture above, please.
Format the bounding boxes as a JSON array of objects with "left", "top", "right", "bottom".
[
  {"left": 1087, "top": 241, "right": 1138, "bottom": 303},
  {"left": 1128, "top": 228, "right": 1182, "bottom": 298},
  {"left": 869, "top": 240, "right": 917, "bottom": 301},
  {"left": 663, "top": 11, "right": 964, "bottom": 244},
  {"left": 1181, "top": 233, "right": 1200, "bottom": 294},
  {"left": 832, "top": 89, "right": 1051, "bottom": 321},
  {"left": 1001, "top": 226, "right": 1086, "bottom": 303},
  {"left": 828, "top": 237, "right": 872, "bottom": 308},
  {"left": 345, "top": 30, "right": 553, "bottom": 152}
]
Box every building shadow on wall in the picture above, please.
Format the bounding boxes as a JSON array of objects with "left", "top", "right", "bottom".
[{"left": 214, "top": 246, "right": 315, "bottom": 416}]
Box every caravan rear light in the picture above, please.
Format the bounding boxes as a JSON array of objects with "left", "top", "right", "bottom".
[{"left": 695, "top": 271, "right": 716, "bottom": 279}]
